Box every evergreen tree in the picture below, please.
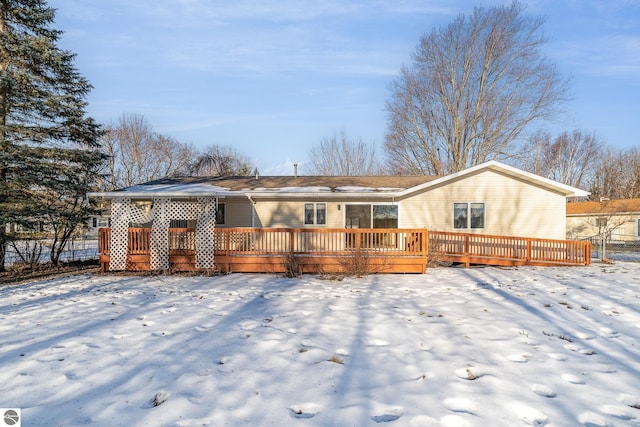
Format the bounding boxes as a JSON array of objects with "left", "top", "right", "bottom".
[{"left": 0, "top": 0, "right": 104, "bottom": 270}]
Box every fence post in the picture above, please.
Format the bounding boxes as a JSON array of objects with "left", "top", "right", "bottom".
[{"left": 526, "top": 239, "right": 532, "bottom": 263}]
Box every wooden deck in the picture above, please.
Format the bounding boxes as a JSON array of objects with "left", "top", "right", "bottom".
[{"left": 98, "top": 227, "right": 591, "bottom": 274}]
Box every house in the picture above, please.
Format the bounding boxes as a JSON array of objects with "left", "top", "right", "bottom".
[
  {"left": 566, "top": 198, "right": 640, "bottom": 241},
  {"left": 89, "top": 161, "right": 590, "bottom": 272}
]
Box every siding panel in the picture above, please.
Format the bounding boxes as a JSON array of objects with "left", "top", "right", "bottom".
[{"left": 399, "top": 170, "right": 567, "bottom": 240}]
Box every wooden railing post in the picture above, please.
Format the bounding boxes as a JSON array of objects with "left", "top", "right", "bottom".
[
  {"left": 526, "top": 239, "right": 532, "bottom": 263},
  {"left": 463, "top": 235, "right": 470, "bottom": 267},
  {"left": 289, "top": 229, "right": 295, "bottom": 255}
]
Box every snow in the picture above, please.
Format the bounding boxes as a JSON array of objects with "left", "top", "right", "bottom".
[{"left": 1, "top": 263, "right": 640, "bottom": 426}]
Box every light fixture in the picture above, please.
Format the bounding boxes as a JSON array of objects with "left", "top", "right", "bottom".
[{"left": 133, "top": 200, "right": 154, "bottom": 214}]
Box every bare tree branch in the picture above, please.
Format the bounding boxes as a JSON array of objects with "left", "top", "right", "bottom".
[
  {"left": 190, "top": 144, "right": 255, "bottom": 177},
  {"left": 384, "top": 2, "right": 569, "bottom": 176},
  {"left": 97, "top": 113, "right": 198, "bottom": 189},
  {"left": 306, "top": 129, "right": 380, "bottom": 176}
]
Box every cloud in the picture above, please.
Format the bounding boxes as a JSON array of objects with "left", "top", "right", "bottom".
[{"left": 552, "top": 35, "right": 640, "bottom": 79}]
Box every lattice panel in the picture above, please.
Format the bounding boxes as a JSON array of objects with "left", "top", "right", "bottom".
[
  {"left": 195, "top": 197, "right": 217, "bottom": 269},
  {"left": 109, "top": 199, "right": 129, "bottom": 271},
  {"left": 109, "top": 198, "right": 155, "bottom": 271},
  {"left": 109, "top": 197, "right": 217, "bottom": 271},
  {"left": 150, "top": 198, "right": 171, "bottom": 270},
  {"left": 170, "top": 200, "right": 204, "bottom": 221}
]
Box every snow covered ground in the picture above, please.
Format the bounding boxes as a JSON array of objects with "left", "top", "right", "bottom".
[{"left": 1, "top": 262, "right": 639, "bottom": 427}]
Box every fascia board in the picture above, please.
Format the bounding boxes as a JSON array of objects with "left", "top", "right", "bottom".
[
  {"left": 244, "top": 191, "right": 399, "bottom": 199},
  {"left": 395, "top": 160, "right": 590, "bottom": 198},
  {"left": 87, "top": 191, "right": 230, "bottom": 199}
]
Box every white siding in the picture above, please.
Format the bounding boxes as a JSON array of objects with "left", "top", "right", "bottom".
[
  {"left": 399, "top": 169, "right": 567, "bottom": 240},
  {"left": 252, "top": 199, "right": 345, "bottom": 228}
]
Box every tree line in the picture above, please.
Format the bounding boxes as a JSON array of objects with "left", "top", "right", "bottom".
[{"left": 2, "top": 0, "right": 638, "bottom": 271}]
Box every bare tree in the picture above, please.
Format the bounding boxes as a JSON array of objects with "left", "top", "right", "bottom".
[
  {"left": 306, "top": 129, "right": 380, "bottom": 176},
  {"left": 98, "top": 113, "right": 198, "bottom": 190},
  {"left": 384, "top": 2, "right": 569, "bottom": 176},
  {"left": 190, "top": 144, "right": 255, "bottom": 176},
  {"left": 588, "top": 147, "right": 640, "bottom": 200},
  {"left": 518, "top": 129, "right": 602, "bottom": 188}
]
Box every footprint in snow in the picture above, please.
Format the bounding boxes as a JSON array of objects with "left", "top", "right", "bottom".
[
  {"left": 617, "top": 393, "right": 640, "bottom": 410},
  {"left": 238, "top": 320, "right": 260, "bottom": 330},
  {"left": 444, "top": 397, "right": 477, "bottom": 414},
  {"left": 371, "top": 408, "right": 402, "bottom": 423},
  {"left": 506, "top": 353, "right": 529, "bottom": 362},
  {"left": 578, "top": 411, "right": 614, "bottom": 426},
  {"left": 574, "top": 331, "right": 595, "bottom": 340},
  {"left": 548, "top": 353, "right": 568, "bottom": 361},
  {"left": 364, "top": 339, "right": 390, "bottom": 347},
  {"left": 530, "top": 384, "right": 556, "bottom": 398},
  {"left": 288, "top": 403, "right": 321, "bottom": 419},
  {"left": 454, "top": 366, "right": 487, "bottom": 381},
  {"left": 599, "top": 404, "right": 636, "bottom": 420},
  {"left": 599, "top": 327, "right": 620, "bottom": 339},
  {"left": 513, "top": 403, "right": 549, "bottom": 426},
  {"left": 561, "top": 373, "right": 586, "bottom": 385}
]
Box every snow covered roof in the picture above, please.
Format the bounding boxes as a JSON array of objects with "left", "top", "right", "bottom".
[
  {"left": 88, "top": 161, "right": 589, "bottom": 199},
  {"left": 89, "top": 175, "right": 437, "bottom": 199}
]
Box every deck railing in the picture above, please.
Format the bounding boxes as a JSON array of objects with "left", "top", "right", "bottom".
[
  {"left": 207, "top": 228, "right": 427, "bottom": 256},
  {"left": 429, "top": 230, "right": 591, "bottom": 267},
  {"left": 98, "top": 227, "right": 590, "bottom": 273}
]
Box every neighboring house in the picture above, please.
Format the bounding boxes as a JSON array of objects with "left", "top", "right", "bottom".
[
  {"left": 89, "top": 161, "right": 588, "bottom": 271},
  {"left": 566, "top": 198, "right": 640, "bottom": 241},
  {"left": 85, "top": 199, "right": 111, "bottom": 237}
]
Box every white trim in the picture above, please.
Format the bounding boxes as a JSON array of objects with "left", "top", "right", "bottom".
[{"left": 396, "top": 161, "right": 589, "bottom": 198}]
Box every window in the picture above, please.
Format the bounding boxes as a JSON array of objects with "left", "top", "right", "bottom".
[
  {"left": 453, "top": 203, "right": 485, "bottom": 229},
  {"left": 453, "top": 203, "right": 468, "bottom": 229},
  {"left": 167, "top": 203, "right": 225, "bottom": 228},
  {"left": 170, "top": 219, "right": 188, "bottom": 228},
  {"left": 345, "top": 204, "right": 399, "bottom": 229},
  {"left": 304, "top": 203, "right": 326, "bottom": 225},
  {"left": 373, "top": 205, "right": 398, "bottom": 229},
  {"left": 92, "top": 217, "right": 109, "bottom": 228},
  {"left": 216, "top": 202, "right": 226, "bottom": 225}
]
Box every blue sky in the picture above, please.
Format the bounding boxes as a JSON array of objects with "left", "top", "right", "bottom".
[{"left": 50, "top": 0, "right": 640, "bottom": 175}]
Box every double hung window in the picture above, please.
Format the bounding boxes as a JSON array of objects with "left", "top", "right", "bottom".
[{"left": 304, "top": 203, "right": 326, "bottom": 225}]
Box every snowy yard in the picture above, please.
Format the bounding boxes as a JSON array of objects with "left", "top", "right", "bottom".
[{"left": 1, "top": 263, "right": 639, "bottom": 426}]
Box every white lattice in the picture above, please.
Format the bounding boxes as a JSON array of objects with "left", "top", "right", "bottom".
[
  {"left": 196, "top": 197, "right": 217, "bottom": 269},
  {"left": 150, "top": 198, "right": 171, "bottom": 270},
  {"left": 109, "top": 197, "right": 217, "bottom": 271},
  {"left": 109, "top": 198, "right": 155, "bottom": 271}
]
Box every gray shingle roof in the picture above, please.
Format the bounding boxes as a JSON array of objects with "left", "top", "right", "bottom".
[{"left": 136, "top": 175, "right": 436, "bottom": 192}]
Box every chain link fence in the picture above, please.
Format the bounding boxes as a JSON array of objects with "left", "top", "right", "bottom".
[{"left": 583, "top": 234, "right": 640, "bottom": 260}]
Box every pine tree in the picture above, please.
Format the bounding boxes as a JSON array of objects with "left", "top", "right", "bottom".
[{"left": 0, "top": 0, "right": 104, "bottom": 270}]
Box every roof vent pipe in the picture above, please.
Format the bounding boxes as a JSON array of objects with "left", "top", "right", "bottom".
[{"left": 294, "top": 163, "right": 298, "bottom": 178}]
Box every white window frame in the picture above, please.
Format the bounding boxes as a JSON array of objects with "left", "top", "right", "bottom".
[
  {"left": 453, "top": 202, "right": 485, "bottom": 230},
  {"left": 343, "top": 203, "right": 400, "bottom": 229},
  {"left": 304, "top": 202, "right": 326, "bottom": 226}
]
